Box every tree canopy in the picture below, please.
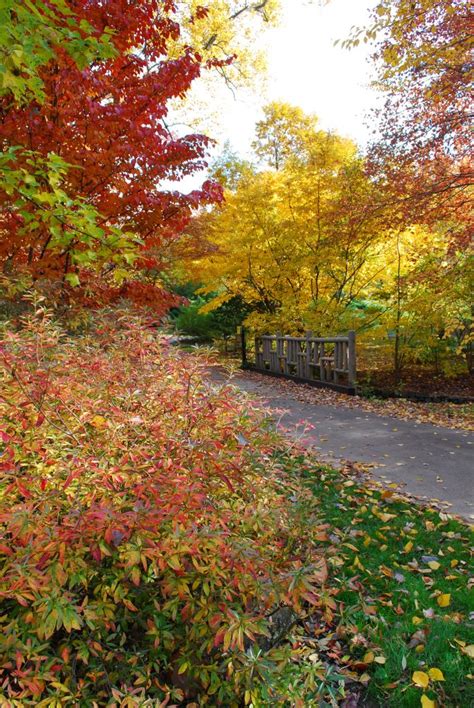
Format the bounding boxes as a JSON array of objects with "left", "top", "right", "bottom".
[
  {"left": 0, "top": 0, "right": 221, "bottom": 312},
  {"left": 176, "top": 101, "right": 472, "bottom": 373}
]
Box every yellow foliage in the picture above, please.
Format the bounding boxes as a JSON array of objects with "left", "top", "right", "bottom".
[
  {"left": 184, "top": 104, "right": 382, "bottom": 335},
  {"left": 412, "top": 670, "right": 429, "bottom": 688},
  {"left": 176, "top": 103, "right": 472, "bottom": 373},
  {"left": 171, "top": 1, "right": 280, "bottom": 84}
]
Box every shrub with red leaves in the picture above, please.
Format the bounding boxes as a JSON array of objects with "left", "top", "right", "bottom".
[{"left": 0, "top": 302, "right": 327, "bottom": 704}]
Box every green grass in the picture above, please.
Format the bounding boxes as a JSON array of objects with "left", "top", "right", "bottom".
[{"left": 284, "top": 457, "right": 474, "bottom": 707}]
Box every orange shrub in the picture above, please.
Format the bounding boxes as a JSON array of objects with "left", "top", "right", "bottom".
[{"left": 0, "top": 304, "right": 326, "bottom": 704}]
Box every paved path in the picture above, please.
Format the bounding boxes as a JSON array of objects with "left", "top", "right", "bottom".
[{"left": 211, "top": 369, "right": 474, "bottom": 520}]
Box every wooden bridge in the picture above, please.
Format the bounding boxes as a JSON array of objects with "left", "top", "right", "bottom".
[{"left": 243, "top": 331, "right": 357, "bottom": 394}]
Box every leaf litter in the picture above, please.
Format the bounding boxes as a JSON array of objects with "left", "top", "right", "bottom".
[
  {"left": 238, "top": 370, "right": 474, "bottom": 431},
  {"left": 278, "top": 454, "right": 474, "bottom": 707}
]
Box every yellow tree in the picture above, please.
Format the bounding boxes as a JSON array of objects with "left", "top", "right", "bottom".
[
  {"left": 175, "top": 102, "right": 471, "bottom": 376},
  {"left": 362, "top": 226, "right": 474, "bottom": 378},
  {"left": 175, "top": 1, "right": 280, "bottom": 85},
  {"left": 182, "top": 104, "right": 385, "bottom": 335}
]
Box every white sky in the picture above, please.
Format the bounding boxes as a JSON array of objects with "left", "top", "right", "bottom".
[
  {"left": 266, "top": 0, "right": 379, "bottom": 144},
  {"left": 211, "top": 0, "right": 379, "bottom": 151},
  {"left": 169, "top": 0, "right": 380, "bottom": 188}
]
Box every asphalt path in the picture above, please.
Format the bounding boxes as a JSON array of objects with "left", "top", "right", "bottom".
[{"left": 210, "top": 368, "right": 474, "bottom": 521}]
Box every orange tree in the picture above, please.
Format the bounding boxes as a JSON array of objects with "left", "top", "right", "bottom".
[{"left": 349, "top": 0, "right": 473, "bottom": 249}]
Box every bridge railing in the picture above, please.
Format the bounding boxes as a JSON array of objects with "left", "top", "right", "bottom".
[{"left": 248, "top": 330, "right": 356, "bottom": 394}]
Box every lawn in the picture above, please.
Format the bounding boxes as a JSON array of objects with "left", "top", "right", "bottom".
[{"left": 278, "top": 456, "right": 474, "bottom": 707}]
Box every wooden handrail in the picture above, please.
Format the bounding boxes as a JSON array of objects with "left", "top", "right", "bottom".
[{"left": 253, "top": 330, "right": 357, "bottom": 390}]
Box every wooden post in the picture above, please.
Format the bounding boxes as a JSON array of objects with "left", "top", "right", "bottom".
[
  {"left": 254, "top": 336, "right": 260, "bottom": 368},
  {"left": 305, "top": 331, "right": 312, "bottom": 379},
  {"left": 348, "top": 330, "right": 356, "bottom": 386},
  {"left": 241, "top": 326, "right": 247, "bottom": 368},
  {"left": 276, "top": 332, "right": 282, "bottom": 373},
  {"left": 334, "top": 342, "right": 339, "bottom": 384}
]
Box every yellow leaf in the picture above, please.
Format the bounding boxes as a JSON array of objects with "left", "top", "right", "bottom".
[
  {"left": 412, "top": 671, "right": 429, "bottom": 688},
  {"left": 404, "top": 541, "right": 413, "bottom": 552},
  {"left": 90, "top": 415, "right": 107, "bottom": 429},
  {"left": 450, "top": 559, "right": 459, "bottom": 568},
  {"left": 50, "top": 682, "right": 72, "bottom": 693},
  {"left": 178, "top": 662, "right": 188, "bottom": 675},
  {"left": 167, "top": 555, "right": 181, "bottom": 571},
  {"left": 415, "top": 644, "right": 425, "bottom": 653},
  {"left": 364, "top": 651, "right": 375, "bottom": 663},
  {"left": 461, "top": 644, "right": 474, "bottom": 658},
  {"left": 379, "top": 513, "right": 396, "bottom": 522},
  {"left": 374, "top": 655, "right": 386, "bottom": 664},
  {"left": 428, "top": 668, "right": 445, "bottom": 681},
  {"left": 427, "top": 561, "right": 440, "bottom": 570},
  {"left": 437, "top": 593, "right": 451, "bottom": 607},
  {"left": 412, "top": 616, "right": 423, "bottom": 625},
  {"left": 421, "top": 696, "right": 436, "bottom": 708}
]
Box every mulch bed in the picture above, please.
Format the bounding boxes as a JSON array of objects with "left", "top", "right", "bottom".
[{"left": 357, "top": 370, "right": 474, "bottom": 402}]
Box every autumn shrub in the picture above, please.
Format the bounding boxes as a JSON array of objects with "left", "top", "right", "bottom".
[{"left": 0, "top": 302, "right": 327, "bottom": 705}]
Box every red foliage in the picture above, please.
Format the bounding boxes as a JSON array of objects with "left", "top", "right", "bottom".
[
  {"left": 0, "top": 1, "right": 223, "bottom": 307},
  {"left": 367, "top": 0, "right": 472, "bottom": 247},
  {"left": 0, "top": 305, "right": 327, "bottom": 702}
]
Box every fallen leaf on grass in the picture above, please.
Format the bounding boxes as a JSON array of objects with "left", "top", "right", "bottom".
[
  {"left": 427, "top": 561, "right": 440, "bottom": 570},
  {"left": 437, "top": 593, "right": 451, "bottom": 607},
  {"left": 412, "top": 670, "right": 429, "bottom": 688},
  {"left": 427, "top": 668, "right": 444, "bottom": 681},
  {"left": 421, "top": 696, "right": 436, "bottom": 708}
]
